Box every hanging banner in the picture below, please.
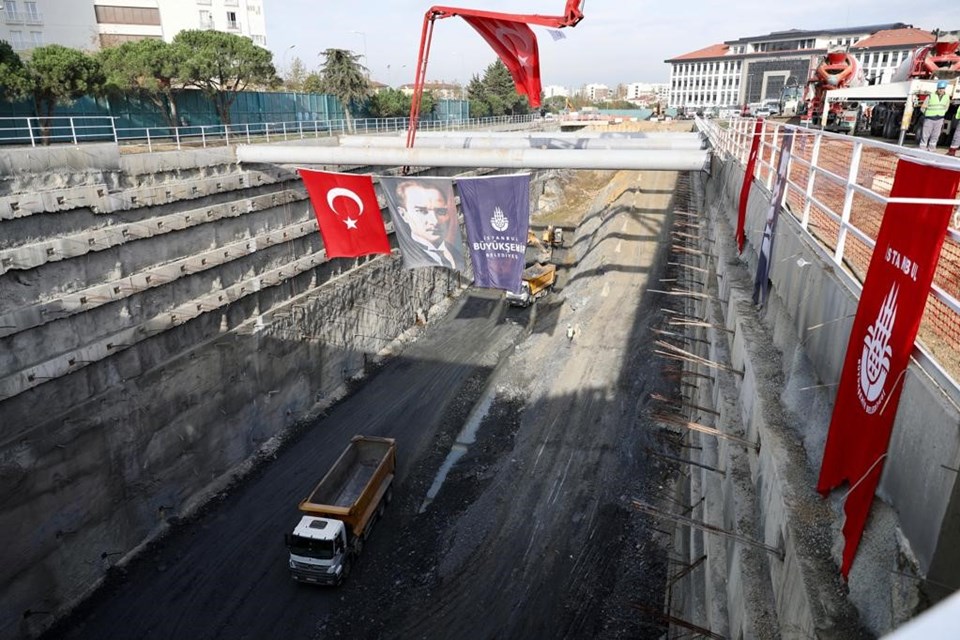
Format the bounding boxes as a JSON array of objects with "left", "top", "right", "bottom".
[
  {"left": 379, "top": 177, "right": 467, "bottom": 272},
  {"left": 298, "top": 169, "right": 391, "bottom": 258},
  {"left": 817, "top": 157, "right": 960, "bottom": 578},
  {"left": 456, "top": 174, "right": 530, "bottom": 292},
  {"left": 461, "top": 16, "right": 543, "bottom": 108},
  {"left": 737, "top": 119, "right": 764, "bottom": 254},
  {"left": 752, "top": 130, "right": 795, "bottom": 307}
]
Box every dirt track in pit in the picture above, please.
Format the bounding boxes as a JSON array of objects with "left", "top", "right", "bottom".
[{"left": 46, "top": 149, "right": 687, "bottom": 639}]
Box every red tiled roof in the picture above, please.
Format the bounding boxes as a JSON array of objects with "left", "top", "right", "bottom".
[
  {"left": 852, "top": 28, "right": 935, "bottom": 49},
  {"left": 666, "top": 43, "right": 729, "bottom": 62}
]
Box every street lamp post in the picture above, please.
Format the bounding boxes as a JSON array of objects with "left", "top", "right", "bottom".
[{"left": 281, "top": 44, "right": 296, "bottom": 81}]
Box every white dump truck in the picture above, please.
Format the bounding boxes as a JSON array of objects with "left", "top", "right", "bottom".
[{"left": 285, "top": 435, "right": 396, "bottom": 585}]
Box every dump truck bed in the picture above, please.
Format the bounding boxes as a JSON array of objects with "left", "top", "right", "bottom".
[
  {"left": 523, "top": 263, "right": 557, "bottom": 294},
  {"left": 299, "top": 435, "right": 396, "bottom": 536}
]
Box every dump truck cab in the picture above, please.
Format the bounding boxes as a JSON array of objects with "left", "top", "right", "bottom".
[{"left": 286, "top": 516, "right": 351, "bottom": 585}]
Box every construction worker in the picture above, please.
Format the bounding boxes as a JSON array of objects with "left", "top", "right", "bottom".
[
  {"left": 918, "top": 80, "right": 951, "bottom": 151},
  {"left": 948, "top": 106, "right": 960, "bottom": 156}
]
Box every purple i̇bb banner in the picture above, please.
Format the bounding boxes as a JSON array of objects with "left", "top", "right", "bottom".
[{"left": 456, "top": 174, "right": 531, "bottom": 292}]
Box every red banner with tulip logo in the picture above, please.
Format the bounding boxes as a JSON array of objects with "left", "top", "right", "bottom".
[
  {"left": 817, "top": 157, "right": 960, "bottom": 577},
  {"left": 736, "top": 119, "right": 764, "bottom": 254}
]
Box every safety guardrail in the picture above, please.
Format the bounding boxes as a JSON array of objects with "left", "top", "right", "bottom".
[
  {"left": 0, "top": 113, "right": 542, "bottom": 152},
  {"left": 697, "top": 116, "right": 960, "bottom": 388}
]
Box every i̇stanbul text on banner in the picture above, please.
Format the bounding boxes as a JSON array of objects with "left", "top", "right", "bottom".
[
  {"left": 456, "top": 174, "right": 531, "bottom": 292},
  {"left": 817, "top": 157, "right": 960, "bottom": 578}
]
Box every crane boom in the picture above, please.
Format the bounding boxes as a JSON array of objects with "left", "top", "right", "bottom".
[{"left": 406, "top": 1, "right": 585, "bottom": 150}]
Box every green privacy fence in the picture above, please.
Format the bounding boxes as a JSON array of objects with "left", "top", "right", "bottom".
[{"left": 0, "top": 89, "right": 469, "bottom": 142}]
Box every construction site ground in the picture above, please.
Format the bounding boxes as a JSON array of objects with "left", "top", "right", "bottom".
[{"left": 44, "top": 125, "right": 692, "bottom": 640}]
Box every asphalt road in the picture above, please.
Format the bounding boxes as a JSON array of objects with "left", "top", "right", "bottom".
[{"left": 47, "top": 169, "right": 682, "bottom": 640}]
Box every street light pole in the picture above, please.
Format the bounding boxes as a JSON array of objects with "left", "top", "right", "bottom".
[{"left": 281, "top": 44, "right": 296, "bottom": 82}]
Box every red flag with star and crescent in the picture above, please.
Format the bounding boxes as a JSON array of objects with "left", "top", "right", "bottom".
[
  {"left": 298, "top": 169, "right": 391, "bottom": 258},
  {"left": 461, "top": 15, "right": 543, "bottom": 108}
]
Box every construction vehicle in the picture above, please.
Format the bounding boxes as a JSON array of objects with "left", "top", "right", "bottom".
[
  {"left": 800, "top": 46, "right": 866, "bottom": 133},
  {"left": 527, "top": 230, "right": 553, "bottom": 263},
  {"left": 506, "top": 262, "right": 557, "bottom": 307},
  {"left": 821, "top": 36, "right": 960, "bottom": 144},
  {"left": 866, "top": 35, "right": 960, "bottom": 141},
  {"left": 542, "top": 225, "right": 564, "bottom": 247},
  {"left": 285, "top": 435, "right": 396, "bottom": 586}
]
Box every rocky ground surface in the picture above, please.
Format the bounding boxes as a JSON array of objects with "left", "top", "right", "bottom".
[{"left": 44, "top": 123, "right": 692, "bottom": 640}]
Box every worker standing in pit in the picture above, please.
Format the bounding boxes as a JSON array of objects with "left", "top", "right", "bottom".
[
  {"left": 948, "top": 106, "right": 960, "bottom": 156},
  {"left": 918, "top": 80, "right": 951, "bottom": 151}
]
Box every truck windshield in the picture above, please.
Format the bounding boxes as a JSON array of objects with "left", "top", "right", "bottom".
[{"left": 287, "top": 535, "right": 336, "bottom": 559}]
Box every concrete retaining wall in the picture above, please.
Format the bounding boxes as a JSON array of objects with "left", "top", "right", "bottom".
[
  {"left": 0, "top": 142, "right": 509, "bottom": 639},
  {"left": 669, "top": 154, "right": 960, "bottom": 637}
]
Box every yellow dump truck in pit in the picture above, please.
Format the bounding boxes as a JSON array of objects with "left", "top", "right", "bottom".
[
  {"left": 285, "top": 435, "right": 396, "bottom": 585},
  {"left": 506, "top": 262, "right": 557, "bottom": 307}
]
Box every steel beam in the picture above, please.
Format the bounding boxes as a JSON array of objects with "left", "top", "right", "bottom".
[
  {"left": 236, "top": 145, "right": 710, "bottom": 171},
  {"left": 339, "top": 135, "right": 705, "bottom": 150}
]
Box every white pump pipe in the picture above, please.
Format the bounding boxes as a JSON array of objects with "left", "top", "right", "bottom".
[
  {"left": 338, "top": 135, "right": 705, "bottom": 150},
  {"left": 236, "top": 145, "right": 710, "bottom": 171}
]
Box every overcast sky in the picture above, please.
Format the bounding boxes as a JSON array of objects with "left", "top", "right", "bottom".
[{"left": 265, "top": 1, "right": 947, "bottom": 88}]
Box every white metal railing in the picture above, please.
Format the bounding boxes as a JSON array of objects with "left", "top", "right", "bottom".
[
  {"left": 0, "top": 113, "right": 541, "bottom": 152},
  {"left": 697, "top": 115, "right": 960, "bottom": 388}
]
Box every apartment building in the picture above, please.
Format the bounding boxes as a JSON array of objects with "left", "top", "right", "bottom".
[
  {"left": 0, "top": 0, "right": 267, "bottom": 53},
  {"left": 662, "top": 23, "right": 942, "bottom": 111},
  {"left": 0, "top": 0, "right": 98, "bottom": 51}
]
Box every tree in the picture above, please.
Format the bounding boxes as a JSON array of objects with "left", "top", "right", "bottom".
[
  {"left": 98, "top": 39, "right": 185, "bottom": 129},
  {"left": 284, "top": 56, "right": 307, "bottom": 92},
  {"left": 366, "top": 87, "right": 436, "bottom": 119},
  {"left": 302, "top": 71, "right": 323, "bottom": 95},
  {"left": 174, "top": 30, "right": 275, "bottom": 125},
  {"left": 316, "top": 48, "right": 370, "bottom": 132},
  {"left": 467, "top": 60, "right": 530, "bottom": 118},
  {"left": 0, "top": 40, "right": 25, "bottom": 97},
  {"left": 15, "top": 45, "right": 104, "bottom": 140}
]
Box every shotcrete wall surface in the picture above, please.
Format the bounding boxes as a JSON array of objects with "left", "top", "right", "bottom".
[
  {"left": 670, "top": 155, "right": 960, "bottom": 637},
  {"left": 0, "top": 141, "right": 553, "bottom": 639}
]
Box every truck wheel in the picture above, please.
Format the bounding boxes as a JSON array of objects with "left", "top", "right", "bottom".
[{"left": 339, "top": 556, "right": 352, "bottom": 585}]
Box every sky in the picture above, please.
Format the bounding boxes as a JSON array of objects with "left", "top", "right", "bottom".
[{"left": 265, "top": 1, "right": 947, "bottom": 88}]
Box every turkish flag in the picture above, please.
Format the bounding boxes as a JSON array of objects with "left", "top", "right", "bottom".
[
  {"left": 461, "top": 16, "right": 542, "bottom": 107},
  {"left": 817, "top": 157, "right": 960, "bottom": 577},
  {"left": 298, "top": 169, "right": 391, "bottom": 258}
]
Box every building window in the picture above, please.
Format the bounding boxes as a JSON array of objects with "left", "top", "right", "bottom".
[
  {"left": 95, "top": 6, "right": 162, "bottom": 26},
  {"left": 8, "top": 30, "right": 25, "bottom": 50},
  {"left": 199, "top": 9, "right": 213, "bottom": 28},
  {"left": 4, "top": 1, "right": 21, "bottom": 22},
  {"left": 24, "top": 1, "right": 41, "bottom": 23},
  {"left": 226, "top": 11, "right": 238, "bottom": 30},
  {"left": 30, "top": 31, "right": 42, "bottom": 46}
]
